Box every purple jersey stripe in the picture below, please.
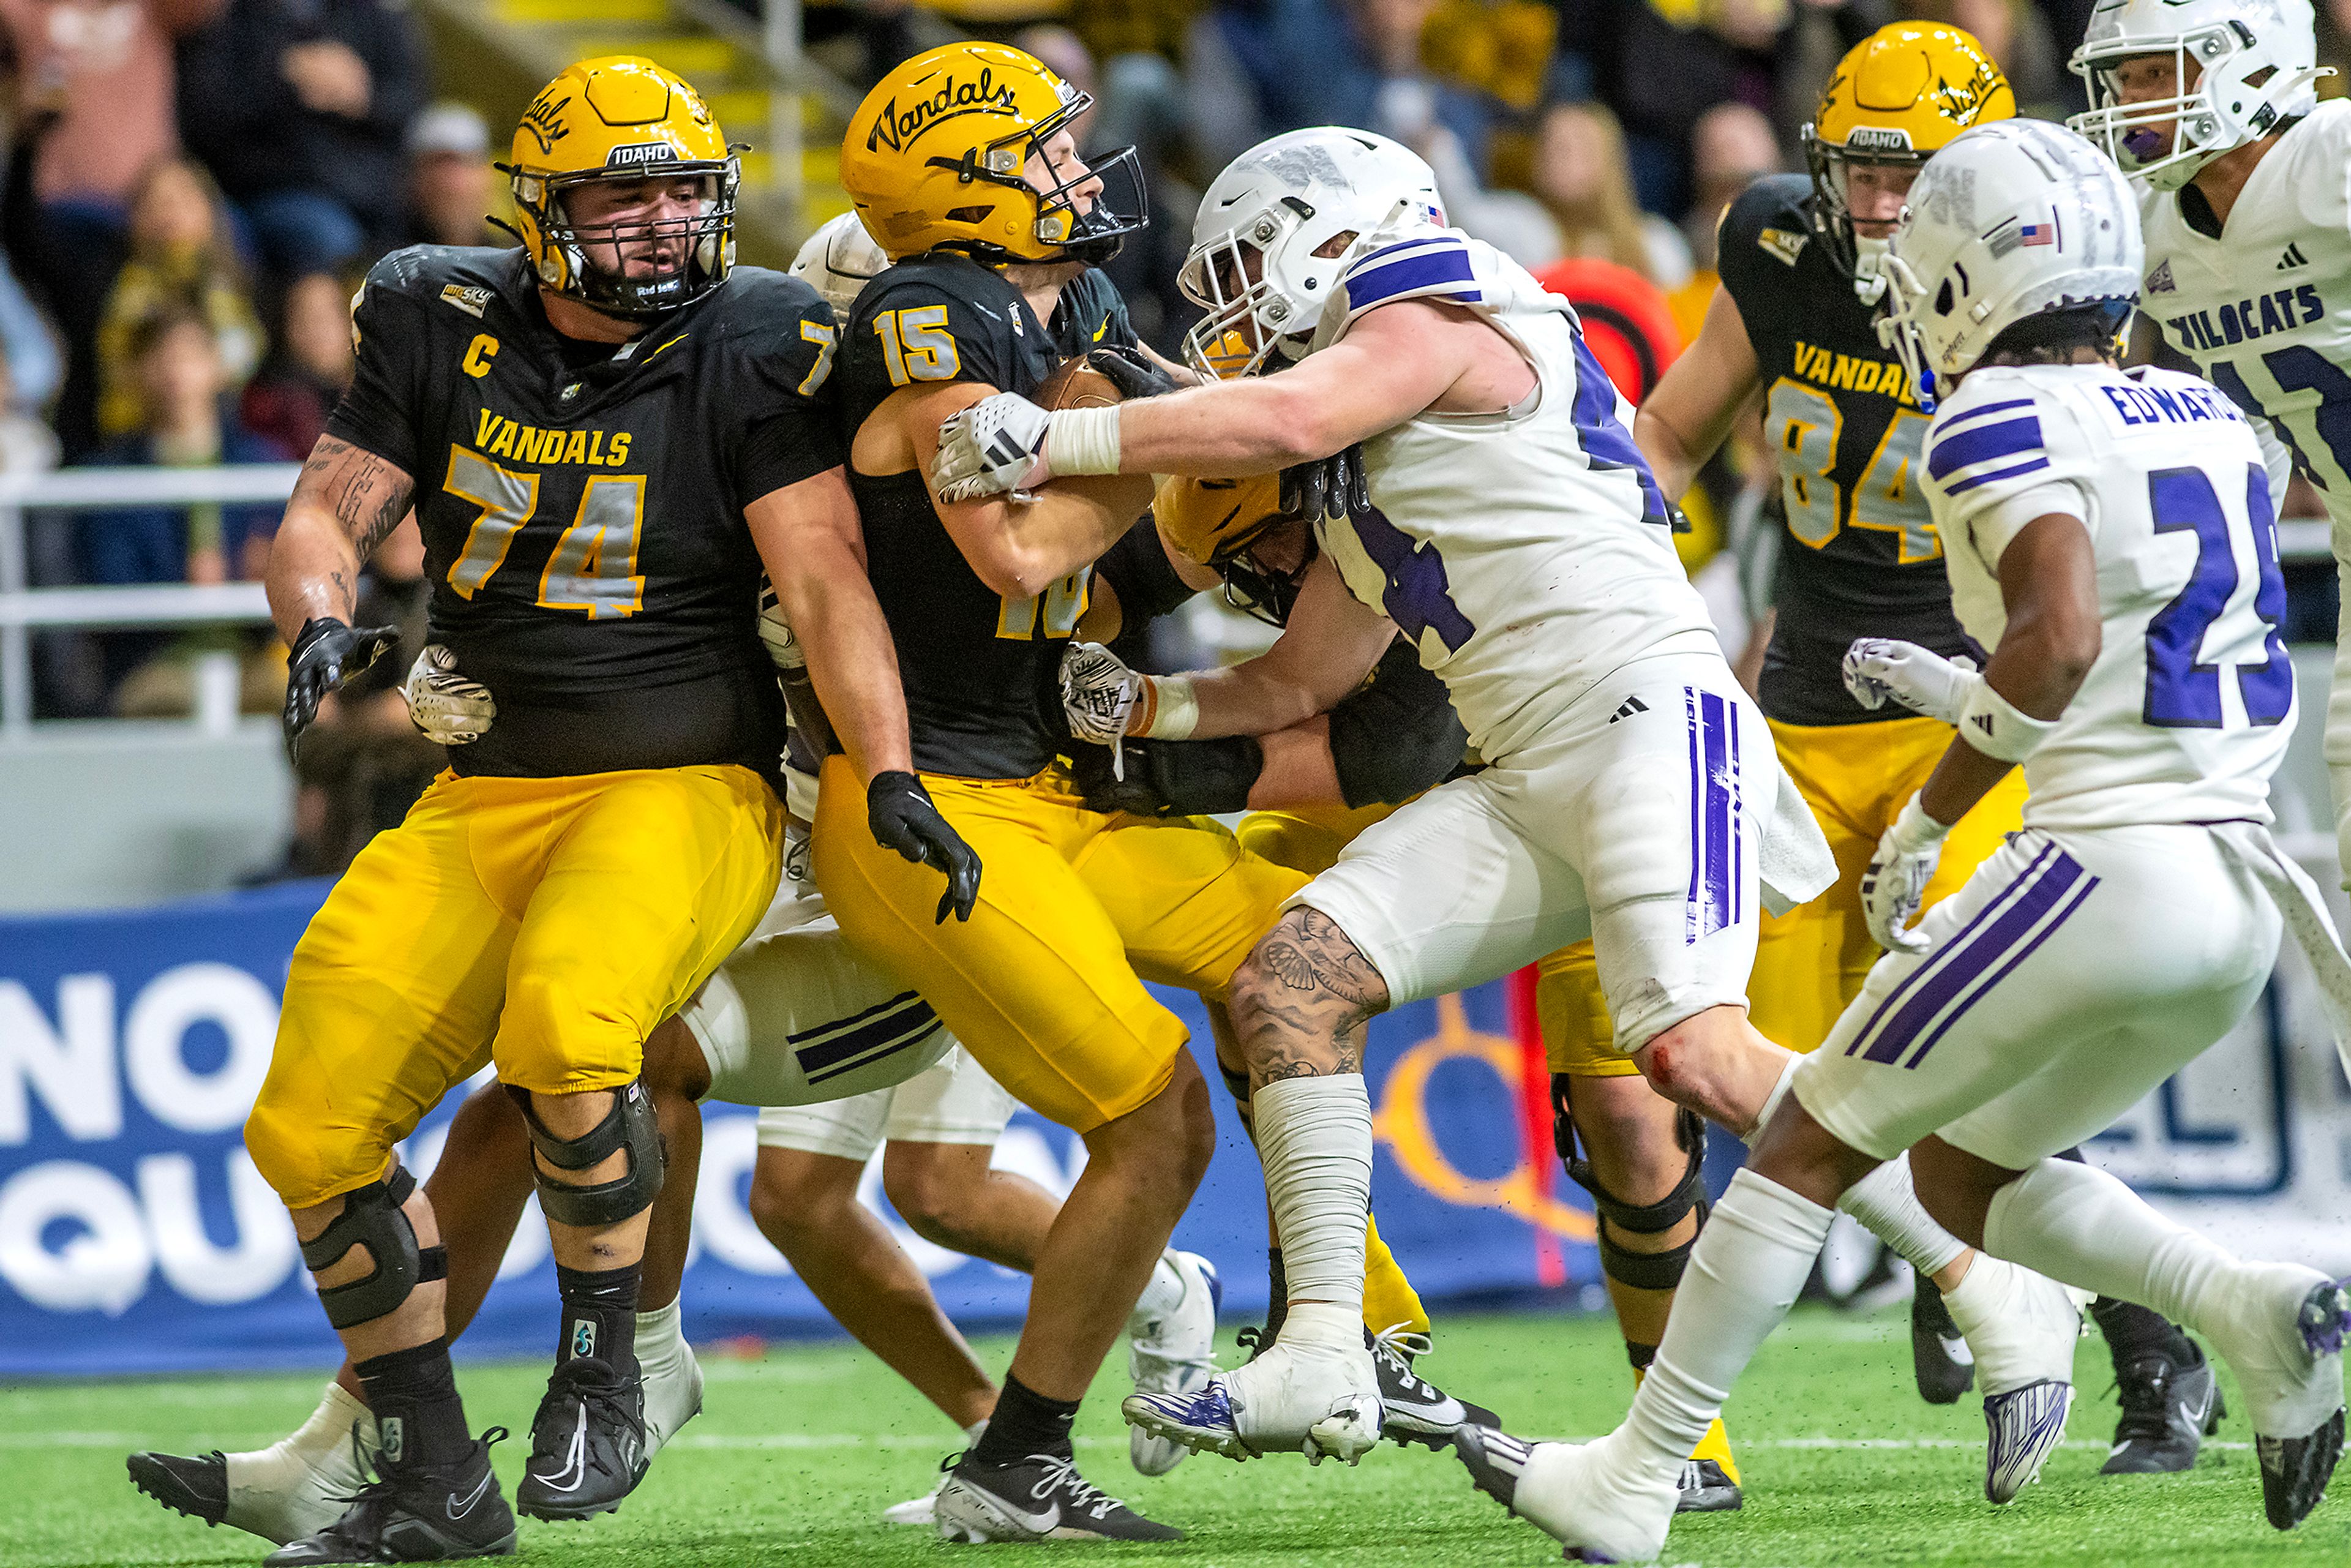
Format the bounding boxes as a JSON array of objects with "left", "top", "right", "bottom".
[
  {"left": 1927, "top": 415, "right": 2045, "bottom": 482},
  {"left": 1855, "top": 850, "right": 2088, "bottom": 1066},
  {"left": 1932, "top": 396, "right": 2036, "bottom": 433},
  {"left": 1943, "top": 456, "right": 2053, "bottom": 495},
  {"left": 1900, "top": 872, "right": 2099, "bottom": 1070},
  {"left": 1845, "top": 839, "right": 2061, "bottom": 1058},
  {"left": 1346, "top": 244, "right": 1479, "bottom": 310}
]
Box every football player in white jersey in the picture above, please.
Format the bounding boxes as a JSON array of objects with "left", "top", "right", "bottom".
[
  {"left": 2068, "top": 0, "right": 2351, "bottom": 883},
  {"left": 926, "top": 127, "right": 2069, "bottom": 1469},
  {"left": 1457, "top": 119, "right": 2351, "bottom": 1562}
]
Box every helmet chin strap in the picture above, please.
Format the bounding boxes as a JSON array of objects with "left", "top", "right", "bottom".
[{"left": 1851, "top": 233, "right": 1891, "bottom": 306}]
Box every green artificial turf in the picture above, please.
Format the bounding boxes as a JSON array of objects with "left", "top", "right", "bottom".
[{"left": 4, "top": 1307, "right": 2343, "bottom": 1567}]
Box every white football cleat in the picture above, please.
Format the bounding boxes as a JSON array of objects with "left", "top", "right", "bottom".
[
  {"left": 1127, "top": 1250, "right": 1221, "bottom": 1476},
  {"left": 1124, "top": 1334, "right": 1382, "bottom": 1464},
  {"left": 639, "top": 1330, "right": 705, "bottom": 1456},
  {"left": 2199, "top": 1266, "right": 2350, "bottom": 1528},
  {"left": 1456, "top": 1425, "right": 1678, "bottom": 1563},
  {"left": 1943, "top": 1255, "right": 2082, "bottom": 1502},
  {"left": 882, "top": 1485, "right": 940, "bottom": 1526},
  {"left": 127, "top": 1382, "right": 378, "bottom": 1546}
]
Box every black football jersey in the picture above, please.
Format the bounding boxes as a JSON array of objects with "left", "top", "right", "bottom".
[
  {"left": 1718, "top": 176, "right": 1979, "bottom": 727},
  {"left": 839, "top": 253, "right": 1136, "bottom": 779},
  {"left": 328, "top": 247, "right": 842, "bottom": 782}
]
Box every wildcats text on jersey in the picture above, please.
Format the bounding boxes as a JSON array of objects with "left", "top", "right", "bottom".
[{"left": 2161, "top": 284, "right": 2325, "bottom": 353}]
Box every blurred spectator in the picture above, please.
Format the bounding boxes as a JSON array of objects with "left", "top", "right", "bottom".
[
  {"left": 398, "top": 100, "right": 499, "bottom": 251},
  {"left": 0, "top": 352, "right": 60, "bottom": 472},
  {"left": 174, "top": 0, "right": 427, "bottom": 275},
  {"left": 1681, "top": 101, "right": 1779, "bottom": 269},
  {"left": 0, "top": 0, "right": 228, "bottom": 453},
  {"left": 94, "top": 155, "right": 260, "bottom": 438},
  {"left": 77, "top": 306, "right": 289, "bottom": 711},
  {"left": 0, "top": 255, "right": 61, "bottom": 415},
  {"left": 240, "top": 268, "right": 348, "bottom": 458},
  {"left": 1522, "top": 100, "right": 1692, "bottom": 285}
]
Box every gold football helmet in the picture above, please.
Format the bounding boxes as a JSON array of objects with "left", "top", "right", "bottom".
[
  {"left": 1155, "top": 473, "right": 1313, "bottom": 626},
  {"left": 839, "top": 40, "right": 1144, "bottom": 266},
  {"left": 1802, "top": 24, "right": 2013, "bottom": 287},
  {"left": 502, "top": 56, "right": 739, "bottom": 318}
]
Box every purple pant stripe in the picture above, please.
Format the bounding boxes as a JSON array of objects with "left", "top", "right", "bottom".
[
  {"left": 1845, "top": 840, "right": 2060, "bottom": 1057},
  {"left": 1853, "top": 849, "right": 2085, "bottom": 1065},
  {"left": 1901, "top": 872, "right": 2099, "bottom": 1070}
]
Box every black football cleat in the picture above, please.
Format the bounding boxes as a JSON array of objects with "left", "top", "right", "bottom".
[
  {"left": 2104, "top": 1341, "right": 2222, "bottom": 1474},
  {"left": 262, "top": 1430, "right": 513, "bottom": 1565},
  {"left": 2261, "top": 1409, "right": 2345, "bottom": 1531},
  {"left": 1368, "top": 1327, "right": 1500, "bottom": 1450},
  {"left": 1676, "top": 1457, "right": 1743, "bottom": 1512},
  {"left": 1912, "top": 1277, "right": 1976, "bottom": 1405},
  {"left": 127, "top": 1449, "right": 228, "bottom": 1527},
  {"left": 516, "top": 1356, "right": 648, "bottom": 1521},
  {"left": 934, "top": 1449, "right": 1182, "bottom": 1542}
]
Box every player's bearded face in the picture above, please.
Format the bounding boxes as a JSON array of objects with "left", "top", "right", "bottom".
[
  {"left": 562, "top": 174, "right": 715, "bottom": 285},
  {"left": 2107, "top": 53, "right": 2191, "bottom": 161}
]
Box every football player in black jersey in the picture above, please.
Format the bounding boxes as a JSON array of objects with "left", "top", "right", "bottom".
[
  {"left": 819, "top": 40, "right": 1314, "bottom": 1542},
  {"left": 213, "top": 58, "right": 977, "bottom": 1564},
  {"left": 1630, "top": 23, "right": 2214, "bottom": 1473}
]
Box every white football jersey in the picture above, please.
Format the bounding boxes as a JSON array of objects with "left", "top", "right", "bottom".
[
  {"left": 2138, "top": 101, "right": 2351, "bottom": 526},
  {"left": 1922, "top": 364, "right": 2294, "bottom": 830},
  {"left": 1309, "top": 228, "right": 1719, "bottom": 760}
]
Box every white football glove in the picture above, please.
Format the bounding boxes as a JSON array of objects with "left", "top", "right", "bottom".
[
  {"left": 931, "top": 392, "right": 1052, "bottom": 502},
  {"left": 1861, "top": 793, "right": 1950, "bottom": 954},
  {"left": 1842, "top": 637, "right": 1980, "bottom": 723},
  {"left": 1060, "top": 640, "right": 1147, "bottom": 777},
  {"left": 402, "top": 643, "right": 495, "bottom": 745},
  {"left": 757, "top": 579, "right": 803, "bottom": 672}
]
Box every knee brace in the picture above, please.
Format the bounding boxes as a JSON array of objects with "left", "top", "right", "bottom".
[
  {"left": 300, "top": 1166, "right": 449, "bottom": 1330},
  {"left": 508, "top": 1079, "right": 665, "bottom": 1228},
  {"left": 1551, "top": 1074, "right": 1709, "bottom": 1292}
]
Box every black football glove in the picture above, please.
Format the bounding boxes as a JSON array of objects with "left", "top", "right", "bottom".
[
  {"left": 283, "top": 616, "right": 399, "bottom": 758},
  {"left": 1086, "top": 343, "right": 1181, "bottom": 400},
  {"left": 1066, "top": 735, "right": 1264, "bottom": 818},
  {"left": 1279, "top": 443, "right": 1373, "bottom": 523},
  {"left": 867, "top": 770, "right": 982, "bottom": 923}
]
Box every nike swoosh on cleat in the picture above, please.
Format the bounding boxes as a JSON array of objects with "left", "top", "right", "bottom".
[
  {"left": 446, "top": 1469, "right": 494, "bottom": 1521},
  {"left": 979, "top": 1492, "right": 1060, "bottom": 1537},
  {"left": 531, "top": 1409, "right": 590, "bottom": 1494}
]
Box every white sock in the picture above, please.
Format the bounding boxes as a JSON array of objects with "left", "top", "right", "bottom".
[
  {"left": 636, "top": 1299, "right": 688, "bottom": 1369},
  {"left": 1838, "top": 1153, "right": 1968, "bottom": 1278},
  {"left": 291, "top": 1380, "right": 376, "bottom": 1456},
  {"left": 1622, "top": 1168, "right": 1834, "bottom": 1476},
  {"left": 1742, "top": 1054, "right": 1802, "bottom": 1146},
  {"left": 1984, "top": 1157, "right": 2241, "bottom": 1339},
  {"left": 1254, "top": 1075, "right": 1373, "bottom": 1347},
  {"left": 1128, "top": 1254, "right": 1186, "bottom": 1335}
]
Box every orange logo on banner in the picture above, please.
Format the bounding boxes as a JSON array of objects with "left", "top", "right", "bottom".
[{"left": 1371, "top": 994, "right": 1594, "bottom": 1243}]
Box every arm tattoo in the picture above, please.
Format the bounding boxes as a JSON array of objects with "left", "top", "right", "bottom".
[{"left": 302, "top": 437, "right": 416, "bottom": 558}]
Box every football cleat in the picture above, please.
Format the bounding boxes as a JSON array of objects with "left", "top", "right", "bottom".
[
  {"left": 1677, "top": 1457, "right": 1743, "bottom": 1513},
  {"left": 2214, "top": 1270, "right": 2351, "bottom": 1529},
  {"left": 1127, "top": 1249, "right": 1222, "bottom": 1477},
  {"left": 1984, "top": 1380, "right": 2076, "bottom": 1502},
  {"left": 128, "top": 1381, "right": 378, "bottom": 1546},
  {"left": 1123, "top": 1334, "right": 1382, "bottom": 1465},
  {"left": 1911, "top": 1278, "right": 1976, "bottom": 1405},
  {"left": 516, "top": 1356, "right": 648, "bottom": 1521},
  {"left": 1455, "top": 1424, "right": 1677, "bottom": 1563},
  {"left": 2104, "top": 1341, "right": 2222, "bottom": 1474},
  {"left": 882, "top": 1486, "right": 940, "bottom": 1527},
  {"left": 934, "top": 1450, "right": 1180, "bottom": 1542},
  {"left": 262, "top": 1428, "right": 514, "bottom": 1566},
  {"left": 1367, "top": 1326, "right": 1499, "bottom": 1449}
]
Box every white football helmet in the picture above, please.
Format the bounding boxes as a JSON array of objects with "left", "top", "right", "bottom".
[
  {"left": 2068, "top": 0, "right": 2330, "bottom": 191},
  {"left": 790, "top": 211, "right": 888, "bottom": 319},
  {"left": 1876, "top": 119, "right": 2142, "bottom": 410},
  {"left": 1178, "top": 127, "right": 1444, "bottom": 379}
]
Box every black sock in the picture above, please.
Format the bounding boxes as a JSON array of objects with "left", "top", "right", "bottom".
[
  {"left": 1625, "top": 1339, "right": 1659, "bottom": 1374},
  {"left": 1264, "top": 1247, "right": 1288, "bottom": 1339},
  {"left": 2091, "top": 1295, "right": 2195, "bottom": 1370},
  {"left": 356, "top": 1338, "right": 473, "bottom": 1470},
  {"left": 556, "top": 1262, "right": 641, "bottom": 1373},
  {"left": 970, "top": 1375, "right": 1081, "bottom": 1466}
]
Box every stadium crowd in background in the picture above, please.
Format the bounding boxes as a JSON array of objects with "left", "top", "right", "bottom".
[{"left": 1, "top": 0, "right": 2349, "bottom": 782}]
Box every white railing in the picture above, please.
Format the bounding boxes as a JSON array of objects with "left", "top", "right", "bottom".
[{"left": 0, "top": 463, "right": 299, "bottom": 740}]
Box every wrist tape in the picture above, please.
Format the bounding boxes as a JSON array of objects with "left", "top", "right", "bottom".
[
  {"left": 1043, "top": 405, "right": 1122, "bottom": 478},
  {"left": 1954, "top": 677, "right": 2058, "bottom": 764},
  {"left": 1133, "top": 674, "right": 1199, "bottom": 740}
]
